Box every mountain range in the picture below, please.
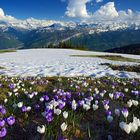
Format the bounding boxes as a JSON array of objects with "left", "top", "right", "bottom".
[{"left": 0, "top": 20, "right": 140, "bottom": 53}]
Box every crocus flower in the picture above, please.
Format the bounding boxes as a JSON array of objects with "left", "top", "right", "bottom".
[
  {"left": 46, "top": 115, "right": 53, "bottom": 123},
  {"left": 66, "top": 92, "right": 71, "bottom": 99},
  {"left": 63, "top": 111, "right": 68, "bottom": 119},
  {"left": 8, "top": 83, "right": 14, "bottom": 89},
  {"left": 122, "top": 108, "right": 129, "bottom": 118},
  {"left": 104, "top": 104, "right": 110, "bottom": 110},
  {"left": 77, "top": 100, "right": 84, "bottom": 107},
  {"left": 7, "top": 116, "right": 15, "bottom": 126},
  {"left": 17, "top": 102, "right": 23, "bottom": 108},
  {"left": 83, "top": 104, "right": 90, "bottom": 111},
  {"left": 109, "top": 93, "right": 114, "bottom": 99},
  {"left": 72, "top": 100, "right": 77, "bottom": 111},
  {"left": 132, "top": 100, "right": 139, "bottom": 106},
  {"left": 103, "top": 100, "right": 109, "bottom": 105},
  {"left": 127, "top": 100, "right": 132, "bottom": 108},
  {"left": 37, "top": 125, "right": 45, "bottom": 134},
  {"left": 0, "top": 106, "right": 6, "bottom": 115},
  {"left": 107, "top": 115, "right": 113, "bottom": 123},
  {"left": 26, "top": 106, "right": 31, "bottom": 112},
  {"left": 92, "top": 104, "right": 98, "bottom": 111},
  {"left": 44, "top": 95, "right": 49, "bottom": 101},
  {"left": 54, "top": 109, "right": 61, "bottom": 116},
  {"left": 129, "top": 122, "right": 138, "bottom": 133},
  {"left": 58, "top": 102, "right": 65, "bottom": 110},
  {"left": 22, "top": 106, "right": 27, "bottom": 112},
  {"left": 0, "top": 119, "right": 5, "bottom": 127},
  {"left": 105, "top": 110, "right": 112, "bottom": 116},
  {"left": 35, "top": 104, "right": 40, "bottom": 110},
  {"left": 119, "top": 122, "right": 131, "bottom": 134},
  {"left": 133, "top": 116, "right": 140, "bottom": 127},
  {"left": 61, "top": 122, "right": 67, "bottom": 132},
  {"left": 0, "top": 127, "right": 7, "bottom": 138},
  {"left": 114, "top": 109, "right": 120, "bottom": 116}
]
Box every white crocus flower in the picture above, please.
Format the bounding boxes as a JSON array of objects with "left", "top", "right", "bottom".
[
  {"left": 109, "top": 93, "right": 113, "bottom": 100},
  {"left": 133, "top": 116, "right": 140, "bottom": 127},
  {"left": 104, "top": 104, "right": 109, "bottom": 110},
  {"left": 54, "top": 109, "right": 61, "bottom": 116},
  {"left": 13, "top": 88, "right": 18, "bottom": 93},
  {"left": 83, "top": 104, "right": 90, "bottom": 111},
  {"left": 26, "top": 106, "right": 31, "bottom": 111},
  {"left": 123, "top": 123, "right": 131, "bottom": 134},
  {"left": 28, "top": 94, "right": 34, "bottom": 99},
  {"left": 72, "top": 100, "right": 77, "bottom": 110},
  {"left": 37, "top": 125, "right": 46, "bottom": 134},
  {"left": 15, "top": 92, "right": 19, "bottom": 96},
  {"left": 124, "top": 88, "right": 129, "bottom": 92},
  {"left": 119, "top": 122, "right": 131, "bottom": 134},
  {"left": 95, "top": 100, "right": 98, "bottom": 105},
  {"left": 92, "top": 104, "right": 98, "bottom": 111},
  {"left": 129, "top": 122, "right": 138, "bottom": 133},
  {"left": 17, "top": 102, "right": 23, "bottom": 108},
  {"left": 4, "top": 98, "right": 8, "bottom": 103},
  {"left": 132, "top": 100, "right": 139, "bottom": 106},
  {"left": 8, "top": 92, "right": 12, "bottom": 97},
  {"left": 63, "top": 111, "right": 68, "bottom": 119},
  {"left": 100, "top": 93, "right": 104, "bottom": 97},
  {"left": 61, "top": 122, "right": 67, "bottom": 132},
  {"left": 122, "top": 109, "right": 129, "bottom": 118},
  {"left": 127, "top": 100, "right": 133, "bottom": 108}
]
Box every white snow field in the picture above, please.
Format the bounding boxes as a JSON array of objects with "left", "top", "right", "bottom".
[{"left": 0, "top": 49, "right": 139, "bottom": 78}]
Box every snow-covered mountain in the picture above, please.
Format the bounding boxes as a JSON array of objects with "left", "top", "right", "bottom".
[
  {"left": 0, "top": 18, "right": 140, "bottom": 52},
  {"left": 0, "top": 17, "right": 140, "bottom": 32}
]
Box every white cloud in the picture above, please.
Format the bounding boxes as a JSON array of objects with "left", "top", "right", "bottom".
[
  {"left": 0, "top": 8, "right": 5, "bottom": 17},
  {"left": 94, "top": 2, "right": 119, "bottom": 19},
  {"left": 65, "top": 0, "right": 91, "bottom": 18}
]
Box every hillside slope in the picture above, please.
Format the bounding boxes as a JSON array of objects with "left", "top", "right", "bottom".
[{"left": 105, "top": 44, "right": 140, "bottom": 55}]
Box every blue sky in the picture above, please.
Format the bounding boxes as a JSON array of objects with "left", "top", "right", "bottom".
[{"left": 0, "top": 0, "right": 140, "bottom": 21}]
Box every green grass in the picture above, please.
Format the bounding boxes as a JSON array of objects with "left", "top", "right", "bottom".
[
  {"left": 0, "top": 49, "right": 17, "bottom": 53},
  {"left": 101, "top": 63, "right": 140, "bottom": 73},
  {"left": 70, "top": 55, "right": 140, "bottom": 63},
  {"left": 0, "top": 66, "right": 5, "bottom": 69}
]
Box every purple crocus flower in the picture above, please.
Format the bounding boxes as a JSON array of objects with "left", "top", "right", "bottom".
[
  {"left": 66, "top": 92, "right": 71, "bottom": 99},
  {"left": 22, "top": 106, "right": 27, "bottom": 112},
  {"left": 8, "top": 83, "right": 14, "bottom": 89},
  {"left": 58, "top": 136, "right": 65, "bottom": 140},
  {"left": 44, "top": 95, "right": 49, "bottom": 101},
  {"left": 103, "top": 100, "right": 109, "bottom": 105},
  {"left": 119, "top": 92, "right": 124, "bottom": 98},
  {"left": 35, "top": 104, "right": 40, "bottom": 110},
  {"left": 105, "top": 110, "right": 112, "bottom": 116},
  {"left": 58, "top": 102, "right": 65, "bottom": 109},
  {"left": 76, "top": 92, "right": 81, "bottom": 96},
  {"left": 78, "top": 100, "right": 84, "bottom": 107},
  {"left": 122, "top": 108, "right": 129, "bottom": 118},
  {"left": 0, "top": 127, "right": 7, "bottom": 138},
  {"left": 45, "top": 109, "right": 53, "bottom": 122},
  {"left": 114, "top": 92, "right": 120, "bottom": 100},
  {"left": 46, "top": 116, "right": 53, "bottom": 122},
  {"left": 0, "top": 106, "right": 6, "bottom": 115},
  {"left": 54, "top": 95, "right": 59, "bottom": 100},
  {"left": 7, "top": 116, "right": 15, "bottom": 126},
  {"left": 0, "top": 119, "right": 5, "bottom": 127}
]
